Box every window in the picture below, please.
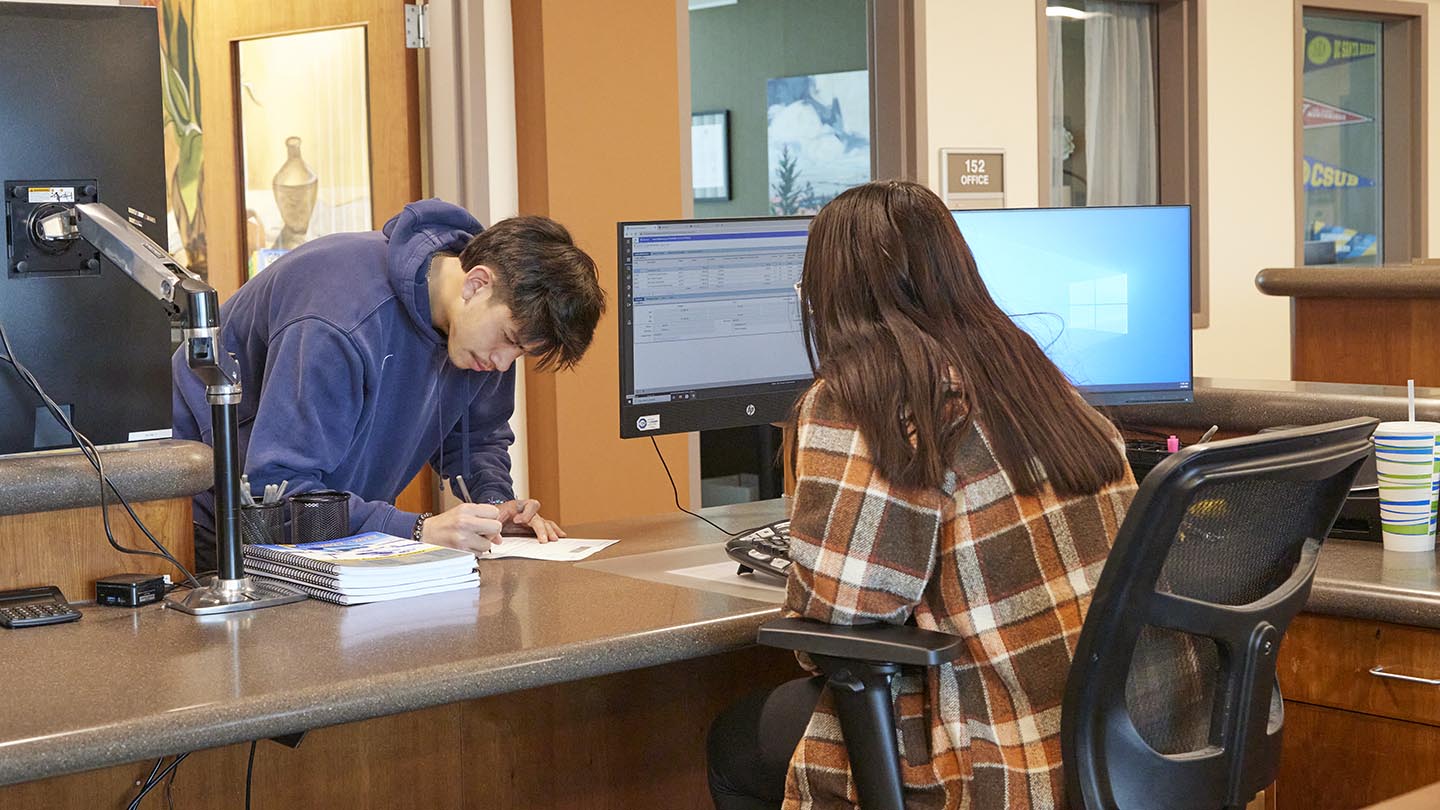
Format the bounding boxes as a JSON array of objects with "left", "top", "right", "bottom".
[
  {"left": 1045, "top": 1, "right": 1160, "bottom": 207},
  {"left": 1299, "top": 5, "right": 1425, "bottom": 266},
  {"left": 1040, "top": 0, "right": 1208, "bottom": 324},
  {"left": 688, "top": 0, "right": 872, "bottom": 219}
]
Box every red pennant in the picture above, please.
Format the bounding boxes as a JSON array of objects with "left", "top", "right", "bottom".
[{"left": 1303, "top": 98, "right": 1372, "bottom": 129}]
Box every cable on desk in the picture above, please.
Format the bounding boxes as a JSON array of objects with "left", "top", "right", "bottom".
[
  {"left": 165, "top": 757, "right": 179, "bottom": 810},
  {"left": 126, "top": 752, "right": 189, "bottom": 810},
  {"left": 246, "top": 739, "right": 258, "bottom": 810},
  {"left": 649, "top": 436, "right": 736, "bottom": 536},
  {"left": 0, "top": 324, "right": 201, "bottom": 589}
]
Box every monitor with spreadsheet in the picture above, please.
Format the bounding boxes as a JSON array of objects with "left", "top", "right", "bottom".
[
  {"left": 617, "top": 206, "right": 1192, "bottom": 438},
  {"left": 618, "top": 217, "right": 812, "bottom": 437}
]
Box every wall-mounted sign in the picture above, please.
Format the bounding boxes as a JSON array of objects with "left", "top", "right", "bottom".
[{"left": 940, "top": 149, "right": 1005, "bottom": 210}]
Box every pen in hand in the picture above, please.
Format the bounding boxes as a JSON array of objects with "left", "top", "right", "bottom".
[{"left": 451, "top": 476, "right": 497, "bottom": 554}]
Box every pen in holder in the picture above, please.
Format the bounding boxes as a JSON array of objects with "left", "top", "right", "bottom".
[
  {"left": 289, "top": 490, "right": 350, "bottom": 544},
  {"left": 239, "top": 501, "right": 286, "bottom": 546}
]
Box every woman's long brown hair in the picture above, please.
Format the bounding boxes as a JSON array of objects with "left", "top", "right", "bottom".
[{"left": 798, "top": 180, "right": 1125, "bottom": 496}]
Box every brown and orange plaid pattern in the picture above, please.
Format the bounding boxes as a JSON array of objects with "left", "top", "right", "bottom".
[{"left": 782, "top": 383, "right": 1136, "bottom": 810}]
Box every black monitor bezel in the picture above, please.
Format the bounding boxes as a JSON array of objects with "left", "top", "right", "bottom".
[{"left": 617, "top": 214, "right": 813, "bottom": 439}]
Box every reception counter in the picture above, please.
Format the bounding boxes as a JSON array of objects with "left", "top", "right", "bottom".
[
  {"left": 1, "top": 491, "right": 1439, "bottom": 808},
  {"left": 0, "top": 499, "right": 799, "bottom": 807},
  {"left": 1256, "top": 264, "right": 1440, "bottom": 387},
  {"left": 0, "top": 439, "right": 209, "bottom": 608}
]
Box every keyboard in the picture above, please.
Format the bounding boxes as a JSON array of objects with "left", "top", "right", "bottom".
[{"left": 725, "top": 519, "right": 793, "bottom": 584}]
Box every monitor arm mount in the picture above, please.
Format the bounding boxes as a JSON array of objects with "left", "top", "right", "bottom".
[{"left": 36, "top": 203, "right": 303, "bottom": 615}]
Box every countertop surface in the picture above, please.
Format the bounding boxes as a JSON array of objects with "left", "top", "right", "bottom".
[
  {"left": 1, "top": 487, "right": 1436, "bottom": 786},
  {"left": 0, "top": 499, "right": 789, "bottom": 786},
  {"left": 1256, "top": 265, "right": 1440, "bottom": 298},
  {"left": 1308, "top": 539, "right": 1440, "bottom": 629},
  {"left": 0, "top": 439, "right": 212, "bottom": 516},
  {"left": 1112, "top": 377, "right": 1440, "bottom": 433}
]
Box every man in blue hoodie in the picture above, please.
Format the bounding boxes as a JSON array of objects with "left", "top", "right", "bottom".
[{"left": 173, "top": 200, "right": 605, "bottom": 571}]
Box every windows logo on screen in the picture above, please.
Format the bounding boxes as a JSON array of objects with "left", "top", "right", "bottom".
[{"left": 1068, "top": 274, "right": 1129, "bottom": 335}]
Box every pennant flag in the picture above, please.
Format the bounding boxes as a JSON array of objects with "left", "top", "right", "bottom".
[
  {"left": 1302, "top": 98, "right": 1373, "bottom": 129},
  {"left": 1303, "top": 156, "right": 1376, "bottom": 190},
  {"left": 1305, "top": 31, "right": 1378, "bottom": 71}
]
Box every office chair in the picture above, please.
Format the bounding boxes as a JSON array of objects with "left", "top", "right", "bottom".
[{"left": 759, "top": 417, "right": 1378, "bottom": 810}]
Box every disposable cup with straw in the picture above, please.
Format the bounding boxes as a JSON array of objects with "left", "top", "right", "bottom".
[{"left": 1375, "top": 380, "right": 1440, "bottom": 552}]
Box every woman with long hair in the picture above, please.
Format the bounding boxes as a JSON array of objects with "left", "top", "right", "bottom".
[{"left": 708, "top": 180, "right": 1137, "bottom": 810}]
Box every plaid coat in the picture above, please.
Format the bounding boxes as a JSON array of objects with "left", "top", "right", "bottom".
[{"left": 782, "top": 382, "right": 1136, "bottom": 810}]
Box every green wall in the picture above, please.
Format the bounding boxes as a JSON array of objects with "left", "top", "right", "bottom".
[{"left": 689, "top": 0, "right": 868, "bottom": 218}]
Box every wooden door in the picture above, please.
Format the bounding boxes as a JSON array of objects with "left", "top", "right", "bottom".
[{"left": 170, "top": 0, "right": 430, "bottom": 513}]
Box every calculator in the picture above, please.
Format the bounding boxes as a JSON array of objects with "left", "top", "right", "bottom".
[{"left": 0, "top": 586, "right": 82, "bottom": 628}]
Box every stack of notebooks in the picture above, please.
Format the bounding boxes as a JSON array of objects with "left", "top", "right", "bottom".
[{"left": 243, "top": 532, "right": 480, "bottom": 605}]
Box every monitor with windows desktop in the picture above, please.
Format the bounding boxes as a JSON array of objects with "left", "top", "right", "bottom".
[{"left": 617, "top": 204, "right": 1192, "bottom": 439}]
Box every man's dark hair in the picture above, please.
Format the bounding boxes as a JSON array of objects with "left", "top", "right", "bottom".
[{"left": 458, "top": 215, "right": 605, "bottom": 371}]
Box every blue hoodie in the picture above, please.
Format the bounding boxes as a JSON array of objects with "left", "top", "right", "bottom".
[{"left": 173, "top": 200, "right": 515, "bottom": 546}]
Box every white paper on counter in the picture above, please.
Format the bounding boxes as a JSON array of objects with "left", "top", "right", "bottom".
[{"left": 481, "top": 537, "right": 618, "bottom": 561}]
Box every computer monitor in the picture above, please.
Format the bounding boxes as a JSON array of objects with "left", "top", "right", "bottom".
[
  {"left": 618, "top": 205, "right": 1193, "bottom": 439},
  {"left": 951, "top": 205, "right": 1193, "bottom": 406},
  {"left": 0, "top": 3, "right": 173, "bottom": 455},
  {"left": 618, "top": 216, "right": 812, "bottom": 438}
]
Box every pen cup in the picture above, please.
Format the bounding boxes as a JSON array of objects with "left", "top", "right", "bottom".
[
  {"left": 288, "top": 490, "right": 350, "bottom": 545},
  {"left": 238, "top": 501, "right": 286, "bottom": 546},
  {"left": 1374, "top": 421, "right": 1440, "bottom": 552}
]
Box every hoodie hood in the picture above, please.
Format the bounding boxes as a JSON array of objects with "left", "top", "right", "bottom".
[{"left": 382, "top": 199, "right": 485, "bottom": 339}]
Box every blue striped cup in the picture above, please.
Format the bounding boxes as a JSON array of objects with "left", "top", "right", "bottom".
[{"left": 1375, "top": 421, "right": 1440, "bottom": 552}]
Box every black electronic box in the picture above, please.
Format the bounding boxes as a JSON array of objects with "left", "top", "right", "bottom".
[{"left": 95, "top": 573, "right": 167, "bottom": 608}]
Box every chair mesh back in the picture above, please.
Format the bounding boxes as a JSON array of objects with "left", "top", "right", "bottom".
[
  {"left": 1123, "top": 475, "right": 1340, "bottom": 756},
  {"left": 1126, "top": 628, "right": 1217, "bottom": 755},
  {"left": 1158, "top": 477, "right": 1332, "bottom": 606}
]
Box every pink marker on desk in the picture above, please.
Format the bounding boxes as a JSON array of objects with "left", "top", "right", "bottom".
[{"left": 1166, "top": 435, "right": 1180, "bottom": 453}]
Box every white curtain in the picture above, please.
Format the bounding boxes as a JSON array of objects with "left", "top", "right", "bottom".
[
  {"left": 1048, "top": 17, "right": 1068, "bottom": 206},
  {"left": 1083, "top": 0, "right": 1158, "bottom": 205}
]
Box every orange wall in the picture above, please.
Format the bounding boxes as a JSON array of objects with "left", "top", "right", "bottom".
[{"left": 513, "top": 0, "right": 692, "bottom": 525}]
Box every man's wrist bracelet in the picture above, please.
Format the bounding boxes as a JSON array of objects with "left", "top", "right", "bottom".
[{"left": 413, "top": 512, "right": 433, "bottom": 542}]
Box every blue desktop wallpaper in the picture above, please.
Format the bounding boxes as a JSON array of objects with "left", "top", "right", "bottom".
[{"left": 951, "top": 207, "right": 1192, "bottom": 390}]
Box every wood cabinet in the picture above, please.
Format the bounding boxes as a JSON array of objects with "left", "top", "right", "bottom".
[{"left": 1277, "top": 613, "right": 1440, "bottom": 809}]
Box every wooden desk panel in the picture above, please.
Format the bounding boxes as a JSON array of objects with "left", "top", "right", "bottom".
[
  {"left": 0, "top": 498, "right": 193, "bottom": 596},
  {"left": 0, "top": 645, "right": 797, "bottom": 809},
  {"left": 1280, "top": 613, "right": 1440, "bottom": 728},
  {"left": 1279, "top": 613, "right": 1440, "bottom": 809},
  {"left": 1292, "top": 298, "right": 1440, "bottom": 388},
  {"left": 1278, "top": 702, "right": 1440, "bottom": 810}
]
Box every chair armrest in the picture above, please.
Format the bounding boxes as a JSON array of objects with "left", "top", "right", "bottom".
[{"left": 758, "top": 617, "right": 963, "bottom": 667}]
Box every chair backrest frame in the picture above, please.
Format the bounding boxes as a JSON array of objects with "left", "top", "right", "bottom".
[{"left": 1062, "top": 417, "right": 1378, "bottom": 810}]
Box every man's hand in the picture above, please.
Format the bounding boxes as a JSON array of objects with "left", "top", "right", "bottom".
[
  {"left": 420, "top": 502, "right": 503, "bottom": 555},
  {"left": 494, "top": 498, "right": 566, "bottom": 543}
]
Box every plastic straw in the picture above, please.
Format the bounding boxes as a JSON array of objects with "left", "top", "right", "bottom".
[{"left": 1410, "top": 379, "right": 1417, "bottom": 422}]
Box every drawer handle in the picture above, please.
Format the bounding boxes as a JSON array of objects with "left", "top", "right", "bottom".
[{"left": 1369, "top": 665, "right": 1440, "bottom": 685}]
